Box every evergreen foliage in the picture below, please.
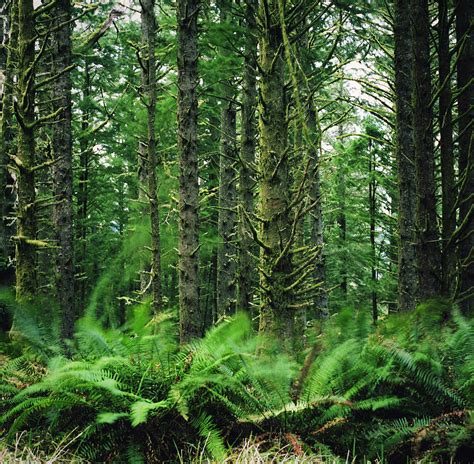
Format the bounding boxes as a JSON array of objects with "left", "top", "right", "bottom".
[{"left": 1, "top": 300, "right": 472, "bottom": 462}]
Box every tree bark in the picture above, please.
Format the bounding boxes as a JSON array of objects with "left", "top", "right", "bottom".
[
  {"left": 141, "top": 0, "right": 162, "bottom": 315},
  {"left": 257, "top": 0, "right": 294, "bottom": 347},
  {"left": 52, "top": 0, "right": 75, "bottom": 340},
  {"left": 216, "top": 0, "right": 237, "bottom": 318},
  {"left": 76, "top": 59, "right": 91, "bottom": 314},
  {"left": 369, "top": 140, "right": 377, "bottom": 322},
  {"left": 412, "top": 0, "right": 441, "bottom": 301},
  {"left": 237, "top": 0, "right": 257, "bottom": 314},
  {"left": 307, "top": 104, "right": 328, "bottom": 317},
  {"left": 0, "top": 0, "right": 17, "bottom": 290},
  {"left": 456, "top": 0, "right": 474, "bottom": 314},
  {"left": 177, "top": 0, "right": 200, "bottom": 342},
  {"left": 394, "top": 0, "right": 417, "bottom": 311},
  {"left": 15, "top": 0, "right": 37, "bottom": 300},
  {"left": 438, "top": 0, "right": 456, "bottom": 298}
]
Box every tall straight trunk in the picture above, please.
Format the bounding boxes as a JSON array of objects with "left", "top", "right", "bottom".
[
  {"left": 237, "top": 0, "right": 257, "bottom": 314},
  {"left": 307, "top": 105, "right": 328, "bottom": 316},
  {"left": 141, "top": 0, "right": 162, "bottom": 314},
  {"left": 456, "top": 0, "right": 473, "bottom": 314},
  {"left": 177, "top": 0, "right": 200, "bottom": 342},
  {"left": 369, "top": 140, "right": 377, "bottom": 322},
  {"left": 394, "top": 0, "right": 417, "bottom": 311},
  {"left": 138, "top": 141, "right": 149, "bottom": 294},
  {"left": 77, "top": 60, "right": 91, "bottom": 314},
  {"left": 412, "top": 0, "right": 442, "bottom": 300},
  {"left": 14, "top": 0, "right": 37, "bottom": 300},
  {"left": 0, "top": 0, "right": 17, "bottom": 289},
  {"left": 336, "top": 125, "right": 347, "bottom": 299},
  {"left": 257, "top": 0, "right": 294, "bottom": 346},
  {"left": 216, "top": 0, "right": 237, "bottom": 318},
  {"left": 438, "top": 0, "right": 456, "bottom": 297},
  {"left": 52, "top": 0, "right": 75, "bottom": 340}
]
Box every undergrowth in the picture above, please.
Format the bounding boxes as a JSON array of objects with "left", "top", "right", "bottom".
[{"left": 0, "top": 295, "right": 472, "bottom": 463}]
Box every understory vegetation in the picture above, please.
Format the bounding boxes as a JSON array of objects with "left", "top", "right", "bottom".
[{"left": 1, "top": 297, "right": 472, "bottom": 462}]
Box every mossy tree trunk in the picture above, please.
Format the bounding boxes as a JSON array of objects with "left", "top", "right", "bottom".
[
  {"left": 394, "top": 0, "right": 417, "bottom": 311},
  {"left": 237, "top": 0, "right": 257, "bottom": 315},
  {"left": 141, "top": 0, "right": 162, "bottom": 314},
  {"left": 0, "top": 0, "right": 17, "bottom": 290},
  {"left": 177, "top": 0, "right": 200, "bottom": 342},
  {"left": 257, "top": 0, "right": 295, "bottom": 347},
  {"left": 307, "top": 104, "right": 328, "bottom": 317},
  {"left": 216, "top": 0, "right": 237, "bottom": 318},
  {"left": 455, "top": 0, "right": 473, "bottom": 314},
  {"left": 14, "top": 0, "right": 37, "bottom": 300},
  {"left": 411, "top": 0, "right": 442, "bottom": 300},
  {"left": 438, "top": 0, "right": 456, "bottom": 298},
  {"left": 52, "top": 0, "right": 75, "bottom": 340},
  {"left": 76, "top": 59, "right": 91, "bottom": 315}
]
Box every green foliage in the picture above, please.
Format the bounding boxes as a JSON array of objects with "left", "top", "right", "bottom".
[{"left": 1, "top": 302, "right": 472, "bottom": 462}]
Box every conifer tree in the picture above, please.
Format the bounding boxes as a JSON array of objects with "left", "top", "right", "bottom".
[
  {"left": 216, "top": 0, "right": 237, "bottom": 317},
  {"left": 52, "top": 0, "right": 75, "bottom": 339},
  {"left": 257, "top": 0, "right": 294, "bottom": 344},
  {"left": 237, "top": 0, "right": 257, "bottom": 314},
  {"left": 394, "top": 0, "right": 417, "bottom": 310},
  {"left": 140, "top": 0, "right": 162, "bottom": 314},
  {"left": 177, "top": 0, "right": 201, "bottom": 341},
  {"left": 455, "top": 0, "right": 473, "bottom": 314}
]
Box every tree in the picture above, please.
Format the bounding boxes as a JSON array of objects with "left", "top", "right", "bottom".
[
  {"left": 177, "top": 0, "right": 201, "bottom": 342},
  {"left": 437, "top": 0, "right": 456, "bottom": 297},
  {"left": 14, "top": 0, "right": 38, "bottom": 300},
  {"left": 0, "top": 0, "right": 17, "bottom": 291},
  {"left": 52, "top": 0, "right": 75, "bottom": 340},
  {"left": 256, "top": 0, "right": 294, "bottom": 345},
  {"left": 140, "top": 0, "right": 162, "bottom": 314},
  {"left": 455, "top": 0, "right": 473, "bottom": 314},
  {"left": 394, "top": 0, "right": 417, "bottom": 311},
  {"left": 237, "top": 0, "right": 257, "bottom": 315},
  {"left": 216, "top": 0, "right": 237, "bottom": 317},
  {"left": 411, "top": 0, "right": 441, "bottom": 301}
]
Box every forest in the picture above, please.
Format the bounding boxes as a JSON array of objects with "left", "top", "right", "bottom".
[{"left": 0, "top": 0, "right": 472, "bottom": 461}]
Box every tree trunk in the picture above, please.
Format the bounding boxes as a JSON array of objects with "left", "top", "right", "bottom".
[
  {"left": 216, "top": 0, "right": 237, "bottom": 318},
  {"left": 411, "top": 0, "right": 442, "bottom": 301},
  {"left": 177, "top": 0, "right": 200, "bottom": 342},
  {"left": 141, "top": 0, "right": 162, "bottom": 314},
  {"left": 76, "top": 59, "right": 91, "bottom": 315},
  {"left": 52, "top": 0, "right": 75, "bottom": 340},
  {"left": 237, "top": 0, "right": 257, "bottom": 314},
  {"left": 394, "top": 0, "right": 417, "bottom": 311},
  {"left": 257, "top": 0, "right": 294, "bottom": 347},
  {"left": 438, "top": 0, "right": 456, "bottom": 298},
  {"left": 307, "top": 104, "right": 328, "bottom": 317},
  {"left": 369, "top": 140, "right": 377, "bottom": 323},
  {"left": 15, "top": 0, "right": 37, "bottom": 300},
  {"left": 456, "top": 0, "right": 473, "bottom": 314},
  {"left": 138, "top": 141, "right": 149, "bottom": 294},
  {"left": 336, "top": 125, "right": 348, "bottom": 300},
  {"left": 0, "top": 0, "right": 17, "bottom": 290}
]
